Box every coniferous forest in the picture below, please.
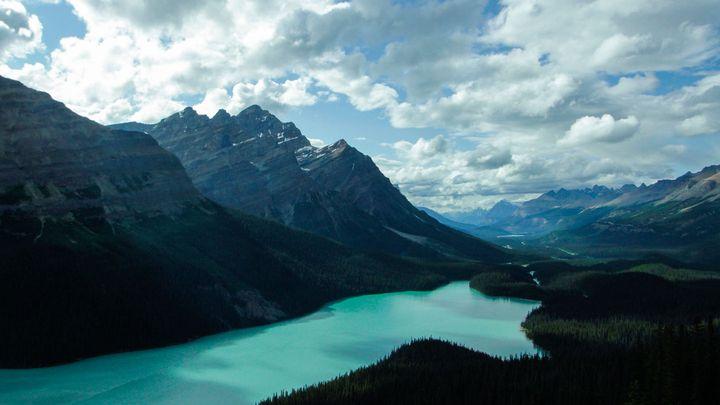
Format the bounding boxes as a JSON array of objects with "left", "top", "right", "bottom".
[
  {"left": 265, "top": 258, "right": 720, "bottom": 404},
  {"left": 265, "top": 324, "right": 720, "bottom": 405}
]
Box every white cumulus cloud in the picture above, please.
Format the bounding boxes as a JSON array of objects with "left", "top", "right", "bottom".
[
  {"left": 677, "top": 114, "right": 715, "bottom": 137},
  {"left": 1, "top": 0, "right": 719, "bottom": 210},
  {"left": 560, "top": 114, "right": 640, "bottom": 146},
  {"left": 0, "top": 0, "right": 42, "bottom": 60}
]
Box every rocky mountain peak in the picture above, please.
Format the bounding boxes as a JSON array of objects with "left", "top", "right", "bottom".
[
  {"left": 699, "top": 165, "right": 720, "bottom": 175},
  {"left": 212, "top": 108, "right": 231, "bottom": 121},
  {"left": 590, "top": 185, "right": 611, "bottom": 194},
  {"left": 179, "top": 106, "right": 198, "bottom": 117},
  {"left": 490, "top": 199, "right": 517, "bottom": 210},
  {"left": 243, "top": 104, "right": 264, "bottom": 113},
  {"left": 113, "top": 104, "right": 504, "bottom": 261},
  {"left": 324, "top": 139, "right": 351, "bottom": 155},
  {"left": 237, "top": 104, "right": 275, "bottom": 123},
  {"left": 620, "top": 184, "right": 638, "bottom": 193},
  {"left": 486, "top": 200, "right": 518, "bottom": 220},
  {"left": 330, "top": 139, "right": 351, "bottom": 153},
  {"left": 159, "top": 106, "right": 207, "bottom": 127}
]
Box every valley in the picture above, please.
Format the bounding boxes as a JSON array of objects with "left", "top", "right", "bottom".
[
  {"left": 0, "top": 76, "right": 502, "bottom": 368},
  {"left": 0, "top": 283, "right": 537, "bottom": 404},
  {"left": 428, "top": 166, "right": 720, "bottom": 267},
  {"left": 2, "top": 2, "right": 718, "bottom": 404},
  {"left": 1, "top": 74, "right": 718, "bottom": 405}
]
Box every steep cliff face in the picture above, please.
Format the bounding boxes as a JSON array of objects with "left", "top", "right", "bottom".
[
  {"left": 296, "top": 140, "right": 507, "bottom": 260},
  {"left": 0, "top": 78, "right": 201, "bottom": 219},
  {"left": 144, "top": 106, "right": 316, "bottom": 221},
  {"left": 0, "top": 76, "right": 468, "bottom": 368},
  {"left": 113, "top": 108, "right": 507, "bottom": 262}
]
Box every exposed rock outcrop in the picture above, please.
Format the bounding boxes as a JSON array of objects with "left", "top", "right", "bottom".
[{"left": 113, "top": 107, "right": 506, "bottom": 261}]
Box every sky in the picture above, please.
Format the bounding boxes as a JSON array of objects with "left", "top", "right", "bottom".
[{"left": 1, "top": 0, "right": 719, "bottom": 212}]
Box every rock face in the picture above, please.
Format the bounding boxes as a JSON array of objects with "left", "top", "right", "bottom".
[
  {"left": 0, "top": 78, "right": 201, "bottom": 219},
  {"left": 113, "top": 107, "right": 506, "bottom": 261},
  {"left": 0, "top": 76, "right": 474, "bottom": 368},
  {"left": 145, "top": 106, "right": 314, "bottom": 221}
]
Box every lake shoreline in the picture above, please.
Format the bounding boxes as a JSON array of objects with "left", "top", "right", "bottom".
[{"left": 0, "top": 282, "right": 539, "bottom": 404}]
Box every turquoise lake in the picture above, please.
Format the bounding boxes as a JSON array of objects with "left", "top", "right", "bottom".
[{"left": 0, "top": 282, "right": 539, "bottom": 404}]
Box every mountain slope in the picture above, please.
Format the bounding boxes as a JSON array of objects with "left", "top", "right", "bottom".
[
  {"left": 419, "top": 207, "right": 511, "bottom": 240},
  {"left": 439, "top": 187, "right": 624, "bottom": 238},
  {"left": 545, "top": 166, "right": 720, "bottom": 264},
  {"left": 0, "top": 76, "right": 482, "bottom": 368},
  {"left": 112, "top": 108, "right": 507, "bottom": 262},
  {"left": 435, "top": 168, "right": 720, "bottom": 264}
]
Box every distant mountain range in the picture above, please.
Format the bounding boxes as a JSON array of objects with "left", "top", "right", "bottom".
[
  {"left": 111, "top": 107, "right": 505, "bottom": 261},
  {"left": 0, "top": 76, "right": 500, "bottom": 368},
  {"left": 434, "top": 167, "right": 720, "bottom": 264},
  {"left": 419, "top": 207, "right": 512, "bottom": 240}
]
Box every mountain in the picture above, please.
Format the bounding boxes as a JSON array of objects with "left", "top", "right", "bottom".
[
  {"left": 491, "top": 186, "right": 622, "bottom": 236},
  {"left": 443, "top": 200, "right": 519, "bottom": 226},
  {"left": 444, "top": 207, "right": 490, "bottom": 225},
  {"left": 546, "top": 165, "right": 720, "bottom": 264},
  {"left": 420, "top": 207, "right": 512, "bottom": 240},
  {"left": 439, "top": 188, "right": 622, "bottom": 238},
  {"left": 520, "top": 186, "right": 623, "bottom": 214},
  {"left": 485, "top": 199, "right": 519, "bottom": 221},
  {"left": 420, "top": 207, "right": 480, "bottom": 232},
  {"left": 0, "top": 76, "right": 487, "bottom": 368},
  {"left": 433, "top": 169, "right": 720, "bottom": 264},
  {"left": 111, "top": 108, "right": 506, "bottom": 262}
]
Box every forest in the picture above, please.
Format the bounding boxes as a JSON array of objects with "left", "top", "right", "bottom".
[
  {"left": 264, "top": 258, "right": 720, "bottom": 404},
  {"left": 264, "top": 322, "right": 720, "bottom": 405}
]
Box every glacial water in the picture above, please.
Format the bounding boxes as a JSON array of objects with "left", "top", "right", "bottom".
[{"left": 0, "top": 282, "right": 539, "bottom": 404}]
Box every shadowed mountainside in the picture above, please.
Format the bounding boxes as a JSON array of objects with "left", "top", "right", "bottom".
[
  {"left": 0, "top": 76, "right": 488, "bottom": 368},
  {"left": 111, "top": 108, "right": 508, "bottom": 262}
]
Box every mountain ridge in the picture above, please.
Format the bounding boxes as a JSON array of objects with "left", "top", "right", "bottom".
[
  {"left": 112, "top": 107, "right": 507, "bottom": 262},
  {"left": 434, "top": 165, "right": 720, "bottom": 264}
]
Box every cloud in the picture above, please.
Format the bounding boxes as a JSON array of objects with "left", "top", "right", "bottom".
[
  {"left": 0, "top": 0, "right": 43, "bottom": 60},
  {"left": 308, "top": 137, "right": 325, "bottom": 147},
  {"left": 605, "top": 74, "right": 659, "bottom": 96},
  {"left": 2, "top": 0, "right": 720, "bottom": 210},
  {"left": 193, "top": 88, "right": 231, "bottom": 116},
  {"left": 466, "top": 147, "right": 513, "bottom": 170},
  {"left": 560, "top": 114, "right": 640, "bottom": 146},
  {"left": 228, "top": 78, "right": 318, "bottom": 112},
  {"left": 65, "top": 0, "right": 228, "bottom": 29},
  {"left": 666, "top": 74, "right": 720, "bottom": 138},
  {"left": 392, "top": 135, "right": 448, "bottom": 161},
  {"left": 312, "top": 67, "right": 398, "bottom": 111},
  {"left": 677, "top": 114, "right": 715, "bottom": 137},
  {"left": 376, "top": 138, "right": 659, "bottom": 211},
  {"left": 483, "top": 0, "right": 720, "bottom": 74},
  {"left": 662, "top": 144, "right": 687, "bottom": 155}
]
